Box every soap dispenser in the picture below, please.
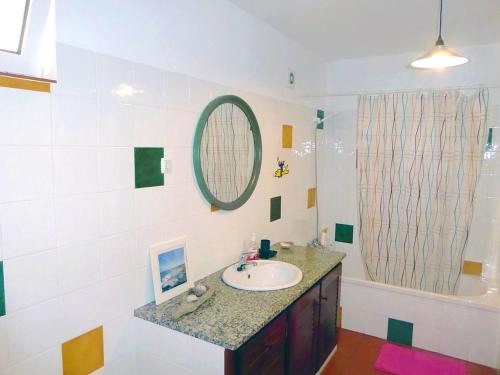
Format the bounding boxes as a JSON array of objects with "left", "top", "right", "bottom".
[{"left": 248, "top": 233, "right": 258, "bottom": 257}]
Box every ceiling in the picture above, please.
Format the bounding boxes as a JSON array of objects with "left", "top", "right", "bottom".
[{"left": 228, "top": 0, "right": 500, "bottom": 61}]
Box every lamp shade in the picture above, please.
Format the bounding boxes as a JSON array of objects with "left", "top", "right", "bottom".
[{"left": 411, "top": 43, "right": 469, "bottom": 69}]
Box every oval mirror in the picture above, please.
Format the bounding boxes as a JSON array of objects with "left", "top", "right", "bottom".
[{"left": 193, "top": 95, "right": 262, "bottom": 210}]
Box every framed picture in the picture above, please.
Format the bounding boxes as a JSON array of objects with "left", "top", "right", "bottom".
[{"left": 149, "top": 237, "right": 192, "bottom": 305}]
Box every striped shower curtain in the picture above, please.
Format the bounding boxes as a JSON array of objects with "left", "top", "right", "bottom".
[{"left": 357, "top": 90, "right": 489, "bottom": 294}]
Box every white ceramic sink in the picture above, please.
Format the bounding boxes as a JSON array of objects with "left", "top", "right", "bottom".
[{"left": 222, "top": 260, "right": 303, "bottom": 291}]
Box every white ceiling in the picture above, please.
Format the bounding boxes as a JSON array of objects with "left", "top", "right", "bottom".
[{"left": 228, "top": 0, "right": 500, "bottom": 61}]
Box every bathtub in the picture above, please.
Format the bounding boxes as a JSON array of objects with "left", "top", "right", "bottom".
[{"left": 340, "top": 274, "right": 500, "bottom": 369}]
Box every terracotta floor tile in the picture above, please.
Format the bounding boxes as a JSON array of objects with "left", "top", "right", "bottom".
[{"left": 322, "top": 329, "right": 499, "bottom": 375}]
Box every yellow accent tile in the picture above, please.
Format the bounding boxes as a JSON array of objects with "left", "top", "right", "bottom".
[
  {"left": 282, "top": 124, "right": 293, "bottom": 148},
  {"left": 62, "top": 326, "right": 104, "bottom": 375},
  {"left": 307, "top": 188, "right": 316, "bottom": 208},
  {"left": 462, "top": 260, "right": 482, "bottom": 276},
  {"left": 210, "top": 204, "right": 220, "bottom": 212},
  {"left": 0, "top": 75, "right": 51, "bottom": 93},
  {"left": 337, "top": 306, "right": 342, "bottom": 328}
]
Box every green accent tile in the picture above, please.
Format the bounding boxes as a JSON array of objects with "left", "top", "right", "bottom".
[
  {"left": 335, "top": 223, "right": 353, "bottom": 244},
  {"left": 134, "top": 147, "right": 164, "bottom": 188},
  {"left": 0, "top": 261, "right": 5, "bottom": 316},
  {"left": 387, "top": 318, "right": 413, "bottom": 346},
  {"left": 270, "top": 196, "right": 281, "bottom": 222},
  {"left": 317, "top": 121, "right": 324, "bottom": 130},
  {"left": 316, "top": 109, "right": 325, "bottom": 120},
  {"left": 487, "top": 128, "right": 493, "bottom": 146}
]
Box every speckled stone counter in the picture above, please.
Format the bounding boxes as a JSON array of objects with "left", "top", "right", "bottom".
[{"left": 134, "top": 245, "right": 345, "bottom": 350}]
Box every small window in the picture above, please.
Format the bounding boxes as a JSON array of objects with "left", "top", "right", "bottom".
[{"left": 0, "top": 0, "right": 30, "bottom": 54}]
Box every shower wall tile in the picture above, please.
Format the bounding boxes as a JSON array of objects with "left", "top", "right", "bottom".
[
  {"left": 165, "top": 109, "right": 197, "bottom": 148},
  {"left": 0, "top": 318, "right": 8, "bottom": 370},
  {"left": 462, "top": 260, "right": 482, "bottom": 276},
  {"left": 133, "top": 107, "right": 168, "bottom": 147},
  {"left": 53, "top": 147, "right": 99, "bottom": 196},
  {"left": 98, "top": 101, "right": 135, "bottom": 146},
  {"left": 52, "top": 95, "right": 98, "bottom": 146},
  {"left": 3, "top": 250, "right": 58, "bottom": 312},
  {"left": 53, "top": 44, "right": 96, "bottom": 97},
  {"left": 98, "top": 147, "right": 135, "bottom": 191},
  {"left": 96, "top": 54, "right": 134, "bottom": 103},
  {"left": 270, "top": 196, "right": 282, "bottom": 222},
  {"left": 335, "top": 223, "right": 353, "bottom": 244},
  {"left": 387, "top": 318, "right": 413, "bottom": 346},
  {"left": 134, "top": 147, "right": 165, "bottom": 188},
  {"left": 0, "top": 261, "right": 5, "bottom": 316},
  {"left": 0, "top": 198, "right": 56, "bottom": 259},
  {"left": 282, "top": 124, "right": 293, "bottom": 148},
  {"left": 133, "top": 64, "right": 166, "bottom": 108},
  {"left": 57, "top": 240, "right": 101, "bottom": 294},
  {"left": 5, "top": 298, "right": 62, "bottom": 364},
  {"left": 101, "top": 231, "right": 136, "bottom": 280},
  {"left": 0, "top": 88, "right": 52, "bottom": 145},
  {"left": 307, "top": 188, "right": 316, "bottom": 208},
  {"left": 59, "top": 283, "right": 103, "bottom": 343},
  {"left": 134, "top": 186, "right": 168, "bottom": 228},
  {"left": 99, "top": 190, "right": 136, "bottom": 236},
  {"left": 62, "top": 326, "right": 104, "bottom": 375},
  {"left": 0, "top": 147, "right": 54, "bottom": 203},
  {"left": 164, "top": 71, "right": 190, "bottom": 110},
  {"left": 55, "top": 194, "right": 101, "bottom": 246}
]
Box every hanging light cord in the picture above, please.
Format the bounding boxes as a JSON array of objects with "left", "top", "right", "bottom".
[{"left": 437, "top": 0, "right": 444, "bottom": 45}]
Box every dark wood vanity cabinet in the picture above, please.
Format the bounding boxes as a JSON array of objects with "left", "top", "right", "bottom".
[
  {"left": 317, "top": 263, "right": 342, "bottom": 370},
  {"left": 232, "top": 313, "right": 287, "bottom": 375},
  {"left": 226, "top": 264, "right": 342, "bottom": 375},
  {"left": 287, "top": 283, "right": 320, "bottom": 375}
]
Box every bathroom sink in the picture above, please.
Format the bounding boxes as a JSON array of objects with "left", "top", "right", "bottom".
[{"left": 222, "top": 260, "right": 303, "bottom": 291}]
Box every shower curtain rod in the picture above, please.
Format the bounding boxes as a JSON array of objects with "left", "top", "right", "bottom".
[{"left": 303, "top": 83, "right": 500, "bottom": 98}]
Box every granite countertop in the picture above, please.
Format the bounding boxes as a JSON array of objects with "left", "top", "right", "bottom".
[{"left": 134, "top": 245, "right": 345, "bottom": 350}]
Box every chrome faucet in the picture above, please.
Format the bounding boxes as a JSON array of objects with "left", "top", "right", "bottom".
[{"left": 236, "top": 252, "right": 258, "bottom": 272}]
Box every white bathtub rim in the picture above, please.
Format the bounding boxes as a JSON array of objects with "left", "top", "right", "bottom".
[{"left": 342, "top": 276, "right": 500, "bottom": 313}]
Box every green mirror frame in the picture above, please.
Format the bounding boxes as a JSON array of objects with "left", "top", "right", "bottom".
[{"left": 193, "top": 95, "right": 262, "bottom": 210}]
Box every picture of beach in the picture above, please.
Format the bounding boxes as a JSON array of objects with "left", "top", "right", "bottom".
[{"left": 158, "top": 246, "right": 187, "bottom": 293}]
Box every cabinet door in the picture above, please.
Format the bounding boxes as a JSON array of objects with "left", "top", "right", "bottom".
[
  {"left": 317, "top": 264, "right": 342, "bottom": 369},
  {"left": 235, "top": 313, "right": 287, "bottom": 375},
  {"left": 287, "top": 283, "right": 320, "bottom": 375}
]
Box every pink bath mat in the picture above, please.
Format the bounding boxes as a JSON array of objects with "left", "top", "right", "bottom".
[{"left": 374, "top": 343, "right": 466, "bottom": 375}]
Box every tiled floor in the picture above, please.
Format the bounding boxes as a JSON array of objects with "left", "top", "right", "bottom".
[{"left": 322, "top": 329, "right": 499, "bottom": 375}]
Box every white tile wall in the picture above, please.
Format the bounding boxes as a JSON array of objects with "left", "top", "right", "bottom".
[
  {"left": 98, "top": 102, "right": 135, "bottom": 146},
  {"left": 0, "top": 199, "right": 56, "bottom": 259},
  {"left": 0, "top": 347, "right": 62, "bottom": 375},
  {"left": 0, "top": 147, "right": 54, "bottom": 203},
  {"left": 54, "top": 194, "right": 101, "bottom": 246},
  {"left": 53, "top": 147, "right": 99, "bottom": 196},
  {"left": 0, "top": 89, "right": 52, "bottom": 146},
  {"left": 98, "top": 147, "right": 134, "bottom": 191},
  {"left": 101, "top": 232, "right": 135, "bottom": 279},
  {"left": 4, "top": 250, "right": 58, "bottom": 312},
  {"left": 0, "top": 42, "right": 317, "bottom": 373},
  {"left": 5, "top": 299, "right": 62, "bottom": 364},
  {"left": 52, "top": 95, "right": 98, "bottom": 146},
  {"left": 0, "top": 318, "right": 9, "bottom": 371},
  {"left": 57, "top": 240, "right": 101, "bottom": 294}
]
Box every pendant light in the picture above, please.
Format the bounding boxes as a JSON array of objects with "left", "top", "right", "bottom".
[{"left": 410, "top": 0, "right": 468, "bottom": 69}]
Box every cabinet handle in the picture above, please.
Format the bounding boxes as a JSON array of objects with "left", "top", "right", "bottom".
[{"left": 320, "top": 296, "right": 328, "bottom": 301}]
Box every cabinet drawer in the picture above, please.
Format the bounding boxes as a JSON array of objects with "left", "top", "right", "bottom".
[{"left": 236, "top": 313, "right": 287, "bottom": 375}]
